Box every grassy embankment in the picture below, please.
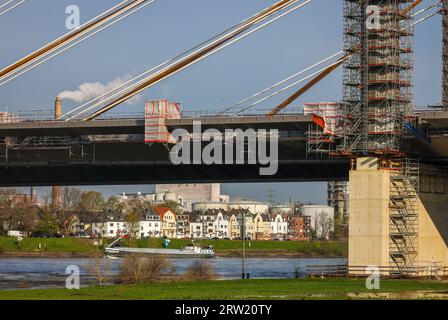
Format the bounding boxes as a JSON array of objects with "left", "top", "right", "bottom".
[
  {"left": 0, "top": 278, "right": 447, "bottom": 300},
  {"left": 0, "top": 237, "right": 347, "bottom": 258},
  {"left": 0, "top": 237, "right": 97, "bottom": 256}
]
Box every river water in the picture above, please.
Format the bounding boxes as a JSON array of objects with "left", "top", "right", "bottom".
[{"left": 0, "top": 257, "right": 347, "bottom": 290}]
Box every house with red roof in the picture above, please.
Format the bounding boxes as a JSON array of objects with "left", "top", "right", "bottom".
[{"left": 154, "top": 207, "right": 177, "bottom": 238}]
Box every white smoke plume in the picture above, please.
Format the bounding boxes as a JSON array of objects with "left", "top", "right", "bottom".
[{"left": 58, "top": 75, "right": 142, "bottom": 105}]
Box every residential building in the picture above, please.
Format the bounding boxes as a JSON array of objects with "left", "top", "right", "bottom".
[
  {"left": 229, "top": 214, "right": 240, "bottom": 239},
  {"left": 188, "top": 213, "right": 203, "bottom": 239},
  {"left": 66, "top": 215, "right": 92, "bottom": 237},
  {"left": 138, "top": 209, "right": 161, "bottom": 239},
  {"left": 176, "top": 213, "right": 190, "bottom": 239},
  {"left": 287, "top": 215, "right": 311, "bottom": 241},
  {"left": 270, "top": 213, "right": 288, "bottom": 239},
  {"left": 154, "top": 207, "right": 177, "bottom": 238},
  {"left": 199, "top": 210, "right": 218, "bottom": 238},
  {"left": 234, "top": 209, "right": 255, "bottom": 240},
  {"left": 92, "top": 213, "right": 125, "bottom": 238},
  {"left": 214, "top": 210, "right": 229, "bottom": 239},
  {"left": 254, "top": 213, "right": 271, "bottom": 240}
]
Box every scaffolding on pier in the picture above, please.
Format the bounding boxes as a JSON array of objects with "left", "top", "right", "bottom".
[
  {"left": 338, "top": 1, "right": 420, "bottom": 273},
  {"left": 382, "top": 158, "right": 420, "bottom": 274},
  {"left": 337, "top": 0, "right": 414, "bottom": 156}
]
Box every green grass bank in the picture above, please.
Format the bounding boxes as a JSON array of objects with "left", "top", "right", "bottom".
[
  {"left": 0, "top": 237, "right": 347, "bottom": 258},
  {"left": 0, "top": 278, "right": 446, "bottom": 300},
  {"left": 0, "top": 237, "right": 96, "bottom": 255}
]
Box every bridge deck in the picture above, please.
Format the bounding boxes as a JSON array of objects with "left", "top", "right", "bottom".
[{"left": 0, "top": 114, "right": 313, "bottom": 136}]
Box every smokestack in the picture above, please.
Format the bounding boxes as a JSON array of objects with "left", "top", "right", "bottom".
[
  {"left": 52, "top": 97, "right": 62, "bottom": 209},
  {"left": 54, "top": 96, "right": 62, "bottom": 119}
]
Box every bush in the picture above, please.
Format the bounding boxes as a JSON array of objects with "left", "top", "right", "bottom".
[
  {"left": 86, "top": 252, "right": 111, "bottom": 285},
  {"left": 118, "top": 254, "right": 174, "bottom": 284},
  {"left": 183, "top": 261, "right": 216, "bottom": 281}
]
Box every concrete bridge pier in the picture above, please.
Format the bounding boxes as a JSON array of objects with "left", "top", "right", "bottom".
[{"left": 348, "top": 158, "right": 448, "bottom": 277}]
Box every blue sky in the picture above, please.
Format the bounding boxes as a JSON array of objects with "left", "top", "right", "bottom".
[{"left": 0, "top": 0, "right": 443, "bottom": 203}]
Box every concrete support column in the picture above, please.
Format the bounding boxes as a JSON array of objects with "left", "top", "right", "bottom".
[
  {"left": 348, "top": 158, "right": 448, "bottom": 276},
  {"left": 348, "top": 158, "right": 390, "bottom": 269}
]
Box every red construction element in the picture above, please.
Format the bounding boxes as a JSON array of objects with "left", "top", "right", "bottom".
[
  {"left": 311, "top": 114, "right": 326, "bottom": 130},
  {"left": 144, "top": 100, "right": 181, "bottom": 144}
]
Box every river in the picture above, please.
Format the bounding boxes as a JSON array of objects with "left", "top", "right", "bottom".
[{"left": 0, "top": 257, "right": 347, "bottom": 290}]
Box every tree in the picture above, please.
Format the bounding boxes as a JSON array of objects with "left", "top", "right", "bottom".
[
  {"left": 0, "top": 188, "right": 17, "bottom": 235},
  {"left": 60, "top": 187, "right": 82, "bottom": 212},
  {"left": 105, "top": 196, "right": 125, "bottom": 213},
  {"left": 159, "top": 200, "right": 181, "bottom": 213},
  {"left": 332, "top": 210, "right": 345, "bottom": 241},
  {"left": 36, "top": 211, "right": 59, "bottom": 236},
  {"left": 125, "top": 209, "right": 141, "bottom": 246},
  {"left": 127, "top": 198, "right": 152, "bottom": 213},
  {"left": 314, "top": 211, "right": 334, "bottom": 240},
  {"left": 56, "top": 187, "right": 82, "bottom": 236},
  {"left": 79, "top": 191, "right": 105, "bottom": 214},
  {"left": 14, "top": 201, "right": 39, "bottom": 234},
  {"left": 0, "top": 188, "right": 39, "bottom": 235}
]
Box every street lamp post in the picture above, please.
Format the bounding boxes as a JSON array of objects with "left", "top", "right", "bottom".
[{"left": 241, "top": 210, "right": 246, "bottom": 279}]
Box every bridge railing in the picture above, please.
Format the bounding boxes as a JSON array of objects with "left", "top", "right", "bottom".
[{"left": 1, "top": 106, "right": 306, "bottom": 123}]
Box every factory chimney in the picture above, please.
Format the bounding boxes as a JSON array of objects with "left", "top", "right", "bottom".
[
  {"left": 52, "top": 96, "right": 62, "bottom": 209},
  {"left": 54, "top": 96, "right": 62, "bottom": 119}
]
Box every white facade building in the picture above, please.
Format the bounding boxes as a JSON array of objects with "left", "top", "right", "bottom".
[
  {"left": 189, "top": 221, "right": 203, "bottom": 239},
  {"left": 92, "top": 212, "right": 161, "bottom": 239},
  {"left": 270, "top": 214, "right": 288, "bottom": 239},
  {"left": 138, "top": 213, "right": 161, "bottom": 239},
  {"left": 92, "top": 219, "right": 125, "bottom": 239},
  {"left": 214, "top": 212, "right": 230, "bottom": 238}
]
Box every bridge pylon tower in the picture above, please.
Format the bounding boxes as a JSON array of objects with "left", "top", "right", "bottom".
[
  {"left": 338, "top": 0, "right": 414, "bottom": 156},
  {"left": 338, "top": 1, "right": 421, "bottom": 274}
]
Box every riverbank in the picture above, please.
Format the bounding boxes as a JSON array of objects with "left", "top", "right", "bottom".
[
  {"left": 0, "top": 237, "right": 347, "bottom": 259},
  {"left": 0, "top": 237, "right": 98, "bottom": 258},
  {"left": 0, "top": 278, "right": 447, "bottom": 300}
]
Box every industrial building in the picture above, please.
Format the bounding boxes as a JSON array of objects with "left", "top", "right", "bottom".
[{"left": 155, "top": 183, "right": 229, "bottom": 211}]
